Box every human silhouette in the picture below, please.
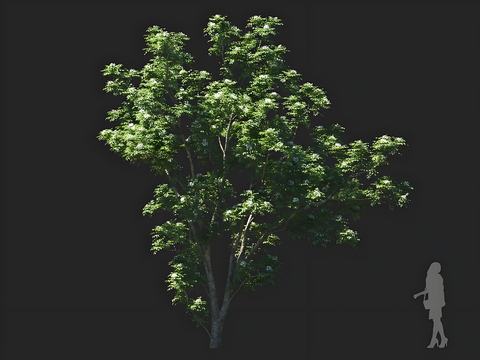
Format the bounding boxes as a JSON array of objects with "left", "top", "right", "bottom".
[{"left": 413, "top": 262, "right": 448, "bottom": 348}]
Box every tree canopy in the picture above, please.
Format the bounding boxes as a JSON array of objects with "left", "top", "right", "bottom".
[{"left": 97, "top": 14, "right": 413, "bottom": 347}]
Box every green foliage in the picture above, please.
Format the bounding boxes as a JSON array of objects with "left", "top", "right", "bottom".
[
  {"left": 229, "top": 253, "right": 282, "bottom": 293},
  {"left": 98, "top": 14, "right": 413, "bottom": 331}
]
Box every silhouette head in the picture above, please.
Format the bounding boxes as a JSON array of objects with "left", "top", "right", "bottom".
[{"left": 427, "top": 262, "right": 441, "bottom": 275}]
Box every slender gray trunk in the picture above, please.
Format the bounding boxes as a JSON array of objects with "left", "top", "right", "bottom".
[
  {"left": 202, "top": 245, "right": 234, "bottom": 348},
  {"left": 209, "top": 310, "right": 227, "bottom": 348}
]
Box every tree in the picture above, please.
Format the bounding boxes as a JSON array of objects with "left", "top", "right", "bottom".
[{"left": 97, "top": 14, "right": 413, "bottom": 348}]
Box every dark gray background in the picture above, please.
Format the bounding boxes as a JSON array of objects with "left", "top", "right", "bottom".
[{"left": 1, "top": 1, "right": 478, "bottom": 359}]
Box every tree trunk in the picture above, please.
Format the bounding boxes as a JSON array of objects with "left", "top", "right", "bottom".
[{"left": 209, "top": 312, "right": 227, "bottom": 348}]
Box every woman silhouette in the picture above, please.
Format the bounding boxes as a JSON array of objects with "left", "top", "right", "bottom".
[{"left": 414, "top": 262, "right": 448, "bottom": 348}]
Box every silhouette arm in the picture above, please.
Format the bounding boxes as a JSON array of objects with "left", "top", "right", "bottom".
[{"left": 413, "top": 289, "right": 427, "bottom": 299}]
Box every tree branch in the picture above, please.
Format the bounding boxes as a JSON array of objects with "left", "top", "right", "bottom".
[
  {"left": 219, "top": 214, "right": 249, "bottom": 309},
  {"left": 271, "top": 213, "right": 296, "bottom": 234},
  {"left": 165, "top": 168, "right": 201, "bottom": 247},
  {"left": 327, "top": 198, "right": 370, "bottom": 202},
  {"left": 237, "top": 213, "right": 254, "bottom": 260},
  {"left": 211, "top": 113, "right": 237, "bottom": 225},
  {"left": 180, "top": 124, "right": 196, "bottom": 178},
  {"left": 228, "top": 279, "right": 246, "bottom": 303},
  {"left": 202, "top": 283, "right": 211, "bottom": 300},
  {"left": 200, "top": 322, "right": 212, "bottom": 340},
  {"left": 202, "top": 247, "right": 220, "bottom": 316},
  {"left": 184, "top": 288, "right": 211, "bottom": 339},
  {"left": 244, "top": 230, "right": 271, "bottom": 262},
  {"left": 218, "top": 136, "right": 225, "bottom": 158},
  {"left": 229, "top": 274, "right": 262, "bottom": 303},
  {"left": 251, "top": 152, "right": 270, "bottom": 189}
]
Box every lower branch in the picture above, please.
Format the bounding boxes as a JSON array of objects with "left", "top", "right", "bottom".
[
  {"left": 228, "top": 279, "right": 246, "bottom": 303},
  {"left": 200, "top": 323, "right": 212, "bottom": 340}
]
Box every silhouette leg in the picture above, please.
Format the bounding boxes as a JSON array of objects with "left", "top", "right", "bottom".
[
  {"left": 438, "top": 320, "right": 448, "bottom": 347},
  {"left": 427, "top": 319, "right": 439, "bottom": 348}
]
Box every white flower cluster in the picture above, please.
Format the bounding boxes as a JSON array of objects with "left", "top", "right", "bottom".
[
  {"left": 240, "top": 261, "right": 246, "bottom": 267},
  {"left": 312, "top": 188, "right": 322, "bottom": 198},
  {"left": 292, "top": 198, "right": 299, "bottom": 203},
  {"left": 266, "top": 266, "right": 272, "bottom": 271}
]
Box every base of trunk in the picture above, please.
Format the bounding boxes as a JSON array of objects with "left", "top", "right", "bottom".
[
  {"left": 209, "top": 336, "right": 222, "bottom": 348},
  {"left": 209, "top": 315, "right": 226, "bottom": 348}
]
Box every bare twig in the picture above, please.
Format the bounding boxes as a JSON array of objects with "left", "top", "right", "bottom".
[
  {"left": 229, "top": 274, "right": 262, "bottom": 303},
  {"left": 228, "top": 279, "right": 246, "bottom": 303},
  {"left": 200, "top": 323, "right": 212, "bottom": 339}
]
